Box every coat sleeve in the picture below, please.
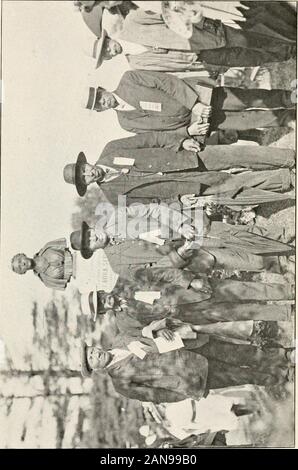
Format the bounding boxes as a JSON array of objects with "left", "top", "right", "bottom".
[
  {"left": 98, "top": 132, "right": 184, "bottom": 155},
  {"left": 113, "top": 378, "right": 189, "bottom": 404},
  {"left": 131, "top": 265, "right": 196, "bottom": 290},
  {"left": 123, "top": 70, "right": 198, "bottom": 110}
]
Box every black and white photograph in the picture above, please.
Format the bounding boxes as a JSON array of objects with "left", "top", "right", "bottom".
[{"left": 0, "top": 0, "right": 297, "bottom": 450}]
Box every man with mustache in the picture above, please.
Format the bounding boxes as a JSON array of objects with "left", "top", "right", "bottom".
[
  {"left": 90, "top": 6, "right": 296, "bottom": 71},
  {"left": 69, "top": 213, "right": 293, "bottom": 286},
  {"left": 80, "top": 335, "right": 292, "bottom": 403},
  {"left": 80, "top": 284, "right": 293, "bottom": 346},
  {"left": 92, "top": 27, "right": 295, "bottom": 72},
  {"left": 83, "top": 71, "right": 295, "bottom": 136},
  {"left": 63, "top": 150, "right": 295, "bottom": 206}
]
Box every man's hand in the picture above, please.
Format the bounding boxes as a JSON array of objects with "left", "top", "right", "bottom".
[
  {"left": 178, "top": 223, "right": 196, "bottom": 240},
  {"left": 201, "top": 106, "right": 212, "bottom": 120},
  {"left": 190, "top": 277, "right": 212, "bottom": 294},
  {"left": 177, "top": 240, "right": 194, "bottom": 258},
  {"left": 142, "top": 402, "right": 163, "bottom": 424},
  {"left": 182, "top": 138, "right": 202, "bottom": 152},
  {"left": 156, "top": 328, "right": 175, "bottom": 341},
  {"left": 188, "top": 121, "right": 210, "bottom": 136}
]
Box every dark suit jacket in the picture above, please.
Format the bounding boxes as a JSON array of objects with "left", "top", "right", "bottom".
[
  {"left": 114, "top": 70, "right": 198, "bottom": 136},
  {"left": 106, "top": 334, "right": 208, "bottom": 403},
  {"left": 113, "top": 280, "right": 211, "bottom": 334},
  {"left": 103, "top": 239, "right": 196, "bottom": 288},
  {"left": 95, "top": 171, "right": 208, "bottom": 206},
  {"left": 98, "top": 132, "right": 199, "bottom": 172}
]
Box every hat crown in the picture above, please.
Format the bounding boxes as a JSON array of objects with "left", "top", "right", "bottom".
[
  {"left": 63, "top": 164, "right": 76, "bottom": 185},
  {"left": 70, "top": 230, "right": 82, "bottom": 251}
]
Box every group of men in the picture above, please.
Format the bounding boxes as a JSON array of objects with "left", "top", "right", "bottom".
[{"left": 11, "top": 1, "right": 296, "bottom": 436}]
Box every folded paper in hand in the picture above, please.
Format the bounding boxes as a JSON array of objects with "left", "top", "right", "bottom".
[
  {"left": 134, "top": 291, "right": 161, "bottom": 304},
  {"left": 154, "top": 332, "right": 184, "bottom": 353},
  {"left": 127, "top": 341, "right": 147, "bottom": 359},
  {"left": 139, "top": 229, "right": 165, "bottom": 246}
]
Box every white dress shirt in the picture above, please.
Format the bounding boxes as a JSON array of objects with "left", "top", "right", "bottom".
[
  {"left": 113, "top": 93, "right": 136, "bottom": 111},
  {"left": 98, "top": 163, "right": 129, "bottom": 183},
  {"left": 117, "top": 38, "right": 149, "bottom": 56}
]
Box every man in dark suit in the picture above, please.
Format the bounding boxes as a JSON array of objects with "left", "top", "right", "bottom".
[
  {"left": 84, "top": 70, "right": 295, "bottom": 136},
  {"left": 69, "top": 217, "right": 294, "bottom": 284},
  {"left": 80, "top": 281, "right": 293, "bottom": 339},
  {"left": 63, "top": 150, "right": 294, "bottom": 206},
  {"left": 97, "top": 132, "right": 295, "bottom": 175},
  {"left": 80, "top": 336, "right": 291, "bottom": 403}
]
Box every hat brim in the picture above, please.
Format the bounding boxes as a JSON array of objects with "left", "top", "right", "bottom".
[
  {"left": 95, "top": 30, "right": 108, "bottom": 69},
  {"left": 75, "top": 152, "right": 88, "bottom": 197},
  {"left": 81, "top": 341, "right": 93, "bottom": 378},
  {"left": 80, "top": 221, "right": 94, "bottom": 260},
  {"left": 81, "top": 4, "right": 103, "bottom": 37}
]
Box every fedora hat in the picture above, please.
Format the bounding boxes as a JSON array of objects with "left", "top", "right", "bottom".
[
  {"left": 85, "top": 86, "right": 105, "bottom": 111},
  {"left": 81, "top": 340, "right": 93, "bottom": 378},
  {"left": 92, "top": 29, "right": 108, "bottom": 68},
  {"left": 63, "top": 152, "right": 88, "bottom": 197},
  {"left": 70, "top": 221, "right": 93, "bottom": 260},
  {"left": 81, "top": 290, "right": 106, "bottom": 321}
]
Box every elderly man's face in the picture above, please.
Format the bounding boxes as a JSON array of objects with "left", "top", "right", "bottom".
[
  {"left": 101, "top": 293, "right": 118, "bottom": 309},
  {"left": 12, "top": 254, "right": 32, "bottom": 275},
  {"left": 87, "top": 228, "right": 109, "bottom": 251},
  {"left": 94, "top": 90, "right": 118, "bottom": 112},
  {"left": 102, "top": 38, "right": 122, "bottom": 61},
  {"left": 81, "top": 163, "right": 105, "bottom": 186},
  {"left": 87, "top": 346, "right": 112, "bottom": 370}
]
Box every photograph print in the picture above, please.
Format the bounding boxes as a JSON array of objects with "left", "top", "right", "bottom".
[{"left": 0, "top": 0, "right": 297, "bottom": 449}]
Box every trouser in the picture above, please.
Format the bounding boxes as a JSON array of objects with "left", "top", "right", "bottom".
[
  {"left": 177, "top": 302, "right": 292, "bottom": 325},
  {"left": 203, "top": 168, "right": 292, "bottom": 195},
  {"left": 189, "top": 246, "right": 271, "bottom": 272},
  {"left": 202, "top": 221, "right": 294, "bottom": 256},
  {"left": 209, "top": 88, "right": 295, "bottom": 130},
  {"left": 200, "top": 339, "right": 289, "bottom": 389},
  {"left": 199, "top": 146, "right": 295, "bottom": 171},
  {"left": 199, "top": 26, "right": 295, "bottom": 67},
  {"left": 223, "top": 25, "right": 295, "bottom": 57},
  {"left": 210, "top": 279, "right": 293, "bottom": 302}
]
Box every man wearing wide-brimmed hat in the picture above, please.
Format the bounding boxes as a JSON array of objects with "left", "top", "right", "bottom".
[
  {"left": 68, "top": 214, "right": 294, "bottom": 295},
  {"left": 104, "top": 6, "right": 295, "bottom": 69},
  {"left": 63, "top": 149, "right": 295, "bottom": 208},
  {"left": 90, "top": 28, "right": 223, "bottom": 75},
  {"left": 80, "top": 336, "right": 292, "bottom": 402}
]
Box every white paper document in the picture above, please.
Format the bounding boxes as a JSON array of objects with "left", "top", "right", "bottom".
[
  {"left": 134, "top": 291, "right": 161, "bottom": 304},
  {"left": 154, "top": 333, "right": 184, "bottom": 353},
  {"left": 139, "top": 101, "right": 162, "bottom": 112},
  {"left": 127, "top": 341, "right": 147, "bottom": 359},
  {"left": 113, "top": 157, "right": 135, "bottom": 166}
]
